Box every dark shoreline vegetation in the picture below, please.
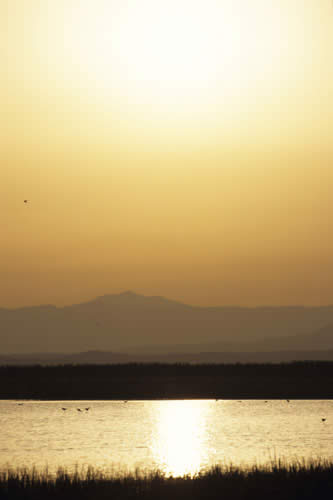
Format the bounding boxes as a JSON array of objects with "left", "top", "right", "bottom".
[
  {"left": 1, "top": 362, "right": 333, "bottom": 399},
  {"left": 1, "top": 461, "right": 333, "bottom": 499}
]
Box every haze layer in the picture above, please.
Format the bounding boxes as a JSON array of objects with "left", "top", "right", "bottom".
[{"left": 2, "top": 1, "right": 333, "bottom": 307}]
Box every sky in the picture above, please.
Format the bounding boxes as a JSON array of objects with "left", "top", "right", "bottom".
[{"left": 2, "top": 0, "right": 333, "bottom": 308}]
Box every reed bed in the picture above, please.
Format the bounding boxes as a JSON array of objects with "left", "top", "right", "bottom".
[{"left": 1, "top": 459, "right": 333, "bottom": 499}]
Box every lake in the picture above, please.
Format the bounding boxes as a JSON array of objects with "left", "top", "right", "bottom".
[{"left": 1, "top": 400, "right": 333, "bottom": 476}]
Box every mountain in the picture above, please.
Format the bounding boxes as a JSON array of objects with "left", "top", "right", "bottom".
[
  {"left": 248, "top": 324, "right": 333, "bottom": 351},
  {"left": 1, "top": 291, "right": 333, "bottom": 354}
]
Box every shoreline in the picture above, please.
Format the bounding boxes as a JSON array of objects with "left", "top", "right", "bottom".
[
  {"left": 1, "top": 362, "right": 333, "bottom": 399},
  {"left": 1, "top": 397, "right": 333, "bottom": 401}
]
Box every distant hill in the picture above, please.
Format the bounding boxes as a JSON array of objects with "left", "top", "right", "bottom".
[
  {"left": 236, "top": 324, "right": 333, "bottom": 352},
  {"left": 1, "top": 349, "right": 333, "bottom": 365},
  {"left": 1, "top": 291, "right": 333, "bottom": 354}
]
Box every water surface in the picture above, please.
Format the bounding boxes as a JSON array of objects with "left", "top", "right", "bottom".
[{"left": 1, "top": 400, "right": 332, "bottom": 476}]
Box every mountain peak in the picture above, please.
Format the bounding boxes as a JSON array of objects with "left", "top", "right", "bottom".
[
  {"left": 93, "top": 291, "right": 140, "bottom": 303},
  {"left": 119, "top": 290, "right": 139, "bottom": 297},
  {"left": 90, "top": 291, "right": 189, "bottom": 309}
]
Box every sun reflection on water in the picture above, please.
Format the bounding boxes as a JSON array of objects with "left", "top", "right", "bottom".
[{"left": 152, "top": 400, "right": 211, "bottom": 477}]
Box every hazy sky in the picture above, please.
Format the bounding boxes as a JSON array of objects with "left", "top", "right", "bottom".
[{"left": 2, "top": 0, "right": 333, "bottom": 308}]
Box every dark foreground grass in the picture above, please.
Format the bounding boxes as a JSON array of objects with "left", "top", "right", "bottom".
[{"left": 1, "top": 461, "right": 333, "bottom": 499}]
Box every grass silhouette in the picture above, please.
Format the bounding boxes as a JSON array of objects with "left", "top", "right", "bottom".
[{"left": 1, "top": 460, "right": 333, "bottom": 499}]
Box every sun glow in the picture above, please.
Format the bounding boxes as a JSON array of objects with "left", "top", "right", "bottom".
[
  {"left": 12, "top": 0, "right": 328, "bottom": 149},
  {"left": 55, "top": 0, "right": 287, "bottom": 116}
]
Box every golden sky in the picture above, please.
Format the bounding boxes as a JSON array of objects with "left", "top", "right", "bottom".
[{"left": 2, "top": 0, "right": 333, "bottom": 307}]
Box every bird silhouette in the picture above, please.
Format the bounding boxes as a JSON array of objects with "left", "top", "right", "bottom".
[
  {"left": 24, "top": 200, "right": 29, "bottom": 203},
  {"left": 77, "top": 408, "right": 82, "bottom": 412},
  {"left": 61, "top": 408, "right": 67, "bottom": 411},
  {"left": 322, "top": 418, "right": 326, "bottom": 422},
  {"left": 85, "top": 407, "right": 90, "bottom": 411}
]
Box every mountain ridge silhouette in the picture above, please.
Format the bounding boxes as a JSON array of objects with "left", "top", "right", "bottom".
[{"left": 1, "top": 291, "right": 333, "bottom": 354}]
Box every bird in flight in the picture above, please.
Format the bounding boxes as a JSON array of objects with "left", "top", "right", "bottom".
[{"left": 24, "top": 200, "right": 29, "bottom": 204}]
